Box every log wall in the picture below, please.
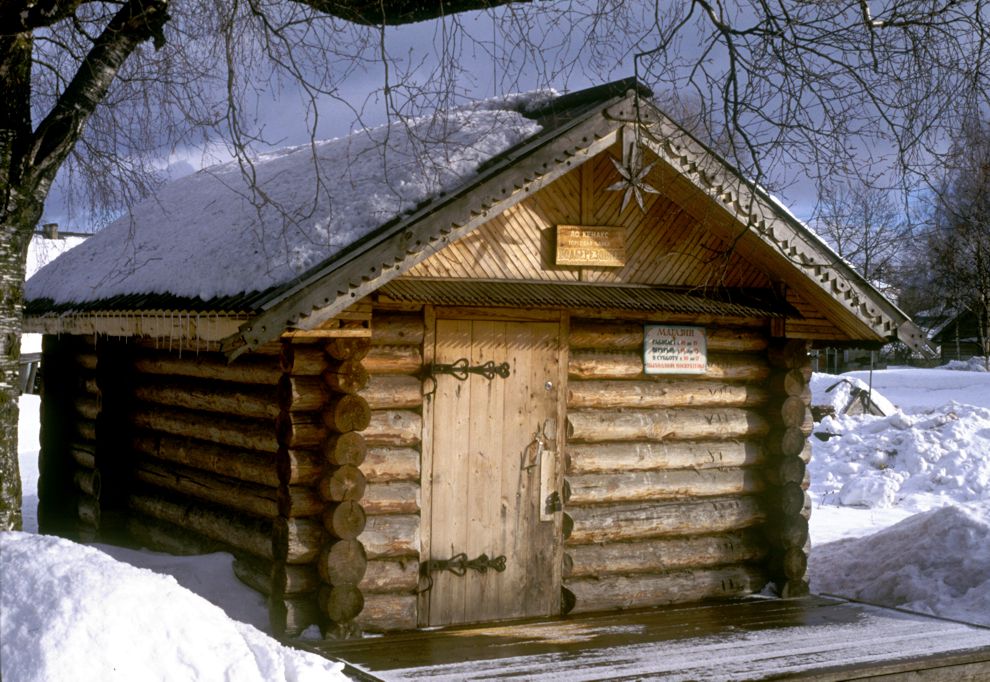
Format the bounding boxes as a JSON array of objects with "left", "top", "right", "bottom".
[
  {"left": 353, "top": 310, "right": 425, "bottom": 633},
  {"left": 561, "top": 318, "right": 772, "bottom": 614},
  {"left": 38, "top": 334, "right": 102, "bottom": 539}
]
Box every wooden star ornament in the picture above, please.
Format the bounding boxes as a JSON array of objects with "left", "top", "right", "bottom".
[{"left": 607, "top": 152, "right": 660, "bottom": 213}]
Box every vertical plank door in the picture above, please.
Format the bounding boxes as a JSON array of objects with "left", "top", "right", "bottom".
[{"left": 427, "top": 318, "right": 561, "bottom": 626}]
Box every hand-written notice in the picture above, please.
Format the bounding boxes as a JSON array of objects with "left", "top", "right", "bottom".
[{"left": 644, "top": 325, "right": 707, "bottom": 375}]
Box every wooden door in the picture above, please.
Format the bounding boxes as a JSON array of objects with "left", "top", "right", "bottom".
[{"left": 425, "top": 318, "right": 562, "bottom": 626}]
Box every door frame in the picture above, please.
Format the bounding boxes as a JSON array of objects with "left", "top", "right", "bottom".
[{"left": 417, "top": 306, "right": 569, "bottom": 627}]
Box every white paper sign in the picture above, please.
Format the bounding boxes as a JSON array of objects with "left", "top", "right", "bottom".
[{"left": 644, "top": 325, "right": 707, "bottom": 374}]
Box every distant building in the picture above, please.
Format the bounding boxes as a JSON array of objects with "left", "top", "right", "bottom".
[{"left": 932, "top": 308, "right": 989, "bottom": 363}]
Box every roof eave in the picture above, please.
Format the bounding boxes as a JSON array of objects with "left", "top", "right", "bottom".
[{"left": 222, "top": 90, "right": 637, "bottom": 357}]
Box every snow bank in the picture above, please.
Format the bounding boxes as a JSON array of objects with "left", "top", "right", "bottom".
[
  {"left": 0, "top": 532, "right": 347, "bottom": 682},
  {"left": 842, "top": 367, "right": 990, "bottom": 411},
  {"left": 809, "top": 502, "right": 990, "bottom": 626},
  {"left": 810, "top": 402, "right": 990, "bottom": 509},
  {"left": 941, "top": 356, "right": 988, "bottom": 372},
  {"left": 810, "top": 372, "right": 896, "bottom": 416},
  {"left": 26, "top": 101, "right": 544, "bottom": 304}
]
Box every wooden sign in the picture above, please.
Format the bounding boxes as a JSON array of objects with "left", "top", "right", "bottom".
[
  {"left": 644, "top": 325, "right": 707, "bottom": 374},
  {"left": 555, "top": 225, "right": 625, "bottom": 267}
]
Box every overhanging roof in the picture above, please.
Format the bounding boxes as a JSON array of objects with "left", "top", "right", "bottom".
[
  {"left": 378, "top": 280, "right": 793, "bottom": 319},
  {"left": 24, "top": 78, "right": 932, "bottom": 357}
]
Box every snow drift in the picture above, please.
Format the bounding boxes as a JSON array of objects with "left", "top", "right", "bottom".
[
  {"left": 809, "top": 502, "right": 990, "bottom": 626},
  {"left": 0, "top": 532, "right": 347, "bottom": 682}
]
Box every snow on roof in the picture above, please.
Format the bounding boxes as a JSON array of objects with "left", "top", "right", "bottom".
[{"left": 26, "top": 95, "right": 548, "bottom": 305}]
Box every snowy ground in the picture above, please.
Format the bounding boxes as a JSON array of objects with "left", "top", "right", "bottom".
[{"left": 4, "top": 364, "right": 990, "bottom": 680}]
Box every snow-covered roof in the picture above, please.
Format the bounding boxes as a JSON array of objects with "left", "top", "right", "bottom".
[
  {"left": 26, "top": 95, "right": 549, "bottom": 306},
  {"left": 25, "top": 79, "right": 930, "bottom": 356}
]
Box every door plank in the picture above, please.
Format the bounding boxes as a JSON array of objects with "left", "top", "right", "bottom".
[{"left": 430, "top": 319, "right": 474, "bottom": 625}]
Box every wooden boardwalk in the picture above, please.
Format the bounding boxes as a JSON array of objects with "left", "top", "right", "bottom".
[{"left": 301, "top": 596, "right": 990, "bottom": 681}]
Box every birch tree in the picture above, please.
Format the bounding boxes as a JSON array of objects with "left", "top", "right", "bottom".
[{"left": 2, "top": 0, "right": 989, "bottom": 529}]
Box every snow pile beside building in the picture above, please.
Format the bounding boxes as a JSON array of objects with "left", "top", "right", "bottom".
[
  {"left": 809, "top": 372, "right": 896, "bottom": 417},
  {"left": 809, "top": 501, "right": 990, "bottom": 626},
  {"left": 941, "top": 356, "right": 988, "bottom": 372},
  {"left": 0, "top": 532, "right": 347, "bottom": 682},
  {"left": 810, "top": 401, "right": 990, "bottom": 509},
  {"left": 26, "top": 100, "right": 544, "bottom": 304}
]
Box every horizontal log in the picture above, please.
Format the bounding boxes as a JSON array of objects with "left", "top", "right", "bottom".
[
  {"left": 133, "top": 380, "right": 278, "bottom": 420},
  {"left": 320, "top": 584, "right": 364, "bottom": 623},
  {"left": 73, "top": 396, "right": 100, "bottom": 421},
  {"left": 276, "top": 448, "right": 323, "bottom": 487},
  {"left": 132, "top": 458, "right": 284, "bottom": 519},
  {"left": 362, "top": 482, "right": 420, "bottom": 514},
  {"left": 765, "top": 456, "right": 806, "bottom": 487},
  {"left": 125, "top": 513, "right": 225, "bottom": 556},
  {"left": 75, "top": 418, "right": 96, "bottom": 442},
  {"left": 569, "top": 321, "right": 767, "bottom": 353},
  {"left": 318, "top": 465, "right": 367, "bottom": 502},
  {"left": 323, "top": 500, "right": 367, "bottom": 540},
  {"left": 323, "top": 431, "right": 368, "bottom": 467},
  {"left": 566, "top": 408, "right": 769, "bottom": 443},
  {"left": 371, "top": 314, "right": 424, "bottom": 347},
  {"left": 777, "top": 483, "right": 809, "bottom": 517},
  {"left": 356, "top": 593, "right": 418, "bottom": 632},
  {"left": 132, "top": 351, "right": 281, "bottom": 385},
  {"left": 232, "top": 555, "right": 272, "bottom": 595},
  {"left": 364, "top": 410, "right": 422, "bottom": 447},
  {"left": 270, "top": 597, "right": 321, "bottom": 638},
  {"left": 278, "top": 376, "right": 327, "bottom": 413},
  {"left": 71, "top": 351, "right": 98, "bottom": 371},
  {"left": 769, "top": 369, "right": 811, "bottom": 397},
  {"left": 568, "top": 351, "right": 770, "bottom": 382},
  {"left": 363, "top": 345, "right": 423, "bottom": 375},
  {"left": 277, "top": 485, "right": 325, "bottom": 518},
  {"left": 277, "top": 412, "right": 326, "bottom": 449},
  {"left": 782, "top": 546, "right": 808, "bottom": 581},
  {"left": 280, "top": 344, "right": 327, "bottom": 376},
  {"left": 359, "top": 558, "right": 419, "bottom": 593},
  {"left": 566, "top": 468, "right": 763, "bottom": 506},
  {"left": 361, "top": 514, "right": 419, "bottom": 559},
  {"left": 133, "top": 405, "right": 278, "bottom": 453},
  {"left": 565, "top": 441, "right": 763, "bottom": 475},
  {"left": 128, "top": 491, "right": 272, "bottom": 560},
  {"left": 73, "top": 467, "right": 101, "bottom": 499},
  {"left": 360, "top": 375, "right": 423, "bottom": 410},
  {"left": 566, "top": 380, "right": 768, "bottom": 410},
  {"left": 322, "top": 394, "right": 372, "bottom": 434},
  {"left": 326, "top": 337, "right": 372, "bottom": 361},
  {"left": 565, "top": 530, "right": 766, "bottom": 578},
  {"left": 272, "top": 517, "right": 324, "bottom": 564},
  {"left": 773, "top": 396, "right": 808, "bottom": 429},
  {"left": 566, "top": 564, "right": 766, "bottom": 614},
  {"left": 319, "top": 539, "right": 368, "bottom": 585},
  {"left": 70, "top": 443, "right": 96, "bottom": 469},
  {"left": 775, "top": 514, "right": 810, "bottom": 549},
  {"left": 567, "top": 496, "right": 765, "bottom": 545},
  {"left": 78, "top": 494, "right": 100, "bottom": 527},
  {"left": 766, "top": 427, "right": 808, "bottom": 458},
  {"left": 133, "top": 433, "right": 279, "bottom": 487},
  {"left": 323, "top": 360, "right": 370, "bottom": 395},
  {"left": 234, "top": 556, "right": 322, "bottom": 597},
  {"left": 363, "top": 447, "right": 420, "bottom": 482}
]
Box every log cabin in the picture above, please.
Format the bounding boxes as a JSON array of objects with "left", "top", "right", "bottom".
[{"left": 24, "top": 79, "right": 931, "bottom": 638}]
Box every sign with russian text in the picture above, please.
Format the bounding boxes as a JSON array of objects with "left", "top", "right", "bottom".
[
  {"left": 644, "top": 325, "right": 707, "bottom": 374},
  {"left": 555, "top": 225, "right": 625, "bottom": 267}
]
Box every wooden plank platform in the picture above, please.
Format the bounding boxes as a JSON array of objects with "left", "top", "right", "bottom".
[{"left": 298, "top": 596, "right": 990, "bottom": 681}]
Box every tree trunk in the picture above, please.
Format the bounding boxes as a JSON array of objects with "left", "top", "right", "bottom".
[{"left": 0, "top": 211, "right": 37, "bottom": 531}]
